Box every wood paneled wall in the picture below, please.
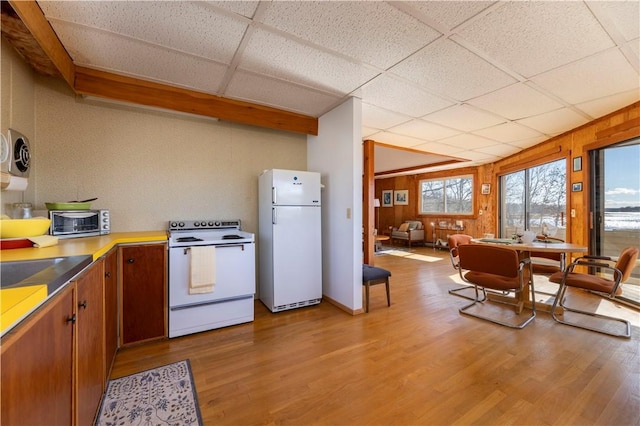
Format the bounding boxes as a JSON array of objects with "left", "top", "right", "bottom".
[{"left": 375, "top": 101, "right": 640, "bottom": 245}]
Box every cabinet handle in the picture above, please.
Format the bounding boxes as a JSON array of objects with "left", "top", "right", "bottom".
[
  {"left": 79, "top": 301, "right": 87, "bottom": 309},
  {"left": 66, "top": 314, "right": 76, "bottom": 324},
  {"left": 105, "top": 271, "right": 111, "bottom": 278},
  {"left": 127, "top": 258, "right": 135, "bottom": 263}
]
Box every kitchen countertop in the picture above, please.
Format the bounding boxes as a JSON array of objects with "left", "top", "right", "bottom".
[{"left": 1, "top": 231, "right": 168, "bottom": 337}]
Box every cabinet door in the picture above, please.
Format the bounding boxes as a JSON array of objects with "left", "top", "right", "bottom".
[
  {"left": 75, "top": 259, "right": 105, "bottom": 426},
  {"left": 121, "top": 244, "right": 166, "bottom": 345},
  {"left": 1, "top": 285, "right": 75, "bottom": 425},
  {"left": 104, "top": 248, "right": 118, "bottom": 376}
]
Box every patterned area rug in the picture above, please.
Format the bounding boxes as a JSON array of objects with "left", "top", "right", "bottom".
[{"left": 95, "top": 359, "right": 202, "bottom": 426}]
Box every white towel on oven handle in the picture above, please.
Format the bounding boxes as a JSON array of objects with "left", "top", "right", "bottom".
[{"left": 189, "top": 245, "right": 216, "bottom": 294}]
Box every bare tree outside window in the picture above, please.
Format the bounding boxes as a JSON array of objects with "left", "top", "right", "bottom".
[
  {"left": 420, "top": 176, "right": 473, "bottom": 215},
  {"left": 500, "top": 159, "right": 566, "bottom": 239}
]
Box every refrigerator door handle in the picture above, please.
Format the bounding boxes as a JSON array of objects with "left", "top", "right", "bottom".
[
  {"left": 272, "top": 207, "right": 277, "bottom": 225},
  {"left": 272, "top": 187, "right": 276, "bottom": 204}
]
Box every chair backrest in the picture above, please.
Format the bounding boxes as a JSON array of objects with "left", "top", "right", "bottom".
[
  {"left": 616, "top": 247, "right": 639, "bottom": 282},
  {"left": 448, "top": 234, "right": 472, "bottom": 269},
  {"left": 448, "top": 234, "right": 473, "bottom": 250},
  {"left": 530, "top": 236, "right": 565, "bottom": 261},
  {"left": 458, "top": 244, "right": 520, "bottom": 278}
]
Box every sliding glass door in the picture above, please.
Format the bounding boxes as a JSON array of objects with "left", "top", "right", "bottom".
[
  {"left": 500, "top": 159, "right": 566, "bottom": 240},
  {"left": 590, "top": 139, "right": 640, "bottom": 305}
]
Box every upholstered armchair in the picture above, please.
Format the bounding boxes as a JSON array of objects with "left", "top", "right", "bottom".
[{"left": 391, "top": 220, "right": 424, "bottom": 247}]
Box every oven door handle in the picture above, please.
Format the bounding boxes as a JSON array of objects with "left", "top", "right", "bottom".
[{"left": 182, "top": 244, "right": 245, "bottom": 254}]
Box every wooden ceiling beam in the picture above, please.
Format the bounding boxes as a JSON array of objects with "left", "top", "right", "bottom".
[
  {"left": 4, "top": 0, "right": 318, "bottom": 136},
  {"left": 75, "top": 67, "right": 318, "bottom": 135},
  {"left": 7, "top": 0, "right": 74, "bottom": 86}
]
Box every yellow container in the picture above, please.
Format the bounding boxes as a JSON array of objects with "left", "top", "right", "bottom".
[{"left": 0, "top": 217, "right": 51, "bottom": 239}]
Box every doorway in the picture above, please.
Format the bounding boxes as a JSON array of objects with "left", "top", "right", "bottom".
[{"left": 590, "top": 139, "right": 640, "bottom": 305}]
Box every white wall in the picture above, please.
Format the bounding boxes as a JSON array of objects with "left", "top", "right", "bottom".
[
  {"left": 25, "top": 77, "right": 308, "bottom": 235},
  {"left": 1, "top": 40, "right": 37, "bottom": 210},
  {"left": 308, "top": 97, "right": 362, "bottom": 311}
]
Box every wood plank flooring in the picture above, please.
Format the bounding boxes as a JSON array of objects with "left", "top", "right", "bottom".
[{"left": 110, "top": 247, "right": 640, "bottom": 425}]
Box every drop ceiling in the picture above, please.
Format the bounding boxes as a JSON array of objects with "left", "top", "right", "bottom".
[{"left": 8, "top": 1, "right": 640, "bottom": 176}]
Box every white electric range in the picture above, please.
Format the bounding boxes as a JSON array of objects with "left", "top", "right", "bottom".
[{"left": 167, "top": 219, "right": 255, "bottom": 338}]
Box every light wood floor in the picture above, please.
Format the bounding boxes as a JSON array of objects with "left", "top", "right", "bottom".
[{"left": 110, "top": 247, "right": 640, "bottom": 425}]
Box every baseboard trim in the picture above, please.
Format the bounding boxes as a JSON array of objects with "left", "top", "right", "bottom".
[{"left": 323, "top": 294, "right": 364, "bottom": 315}]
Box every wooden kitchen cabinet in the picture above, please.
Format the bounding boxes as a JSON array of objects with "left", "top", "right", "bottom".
[
  {"left": 104, "top": 248, "right": 118, "bottom": 377},
  {"left": 1, "top": 285, "right": 75, "bottom": 426},
  {"left": 120, "top": 243, "right": 167, "bottom": 345},
  {"left": 74, "top": 258, "right": 105, "bottom": 426}
]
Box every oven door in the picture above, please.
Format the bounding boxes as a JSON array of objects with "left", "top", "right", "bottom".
[{"left": 169, "top": 242, "right": 255, "bottom": 308}]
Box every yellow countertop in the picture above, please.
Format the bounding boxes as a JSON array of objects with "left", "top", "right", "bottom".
[
  {"left": 0, "top": 231, "right": 168, "bottom": 262},
  {"left": 0, "top": 231, "right": 168, "bottom": 336}
]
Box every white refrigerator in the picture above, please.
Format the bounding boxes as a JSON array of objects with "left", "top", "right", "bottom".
[{"left": 259, "top": 169, "right": 322, "bottom": 312}]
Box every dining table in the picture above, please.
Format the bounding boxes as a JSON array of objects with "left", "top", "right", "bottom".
[{"left": 471, "top": 237, "right": 588, "bottom": 313}]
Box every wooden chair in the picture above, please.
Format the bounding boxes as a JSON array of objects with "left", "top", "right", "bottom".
[
  {"left": 457, "top": 244, "right": 535, "bottom": 329},
  {"left": 362, "top": 264, "right": 391, "bottom": 313},
  {"left": 548, "top": 247, "right": 638, "bottom": 338}
]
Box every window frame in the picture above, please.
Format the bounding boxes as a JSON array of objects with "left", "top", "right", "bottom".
[
  {"left": 418, "top": 174, "right": 475, "bottom": 216},
  {"left": 498, "top": 158, "right": 568, "bottom": 239}
]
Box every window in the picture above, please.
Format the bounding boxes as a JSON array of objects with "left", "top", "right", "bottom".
[
  {"left": 499, "top": 159, "right": 566, "bottom": 239},
  {"left": 420, "top": 175, "right": 473, "bottom": 215}
]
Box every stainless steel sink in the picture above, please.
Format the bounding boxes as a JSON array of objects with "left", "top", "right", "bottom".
[{"left": 1, "top": 255, "right": 93, "bottom": 290}]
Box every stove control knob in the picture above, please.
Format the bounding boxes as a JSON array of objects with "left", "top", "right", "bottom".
[
  {"left": 214, "top": 221, "right": 221, "bottom": 227},
  {"left": 208, "top": 221, "right": 214, "bottom": 226},
  {"left": 200, "top": 221, "right": 206, "bottom": 227},
  {"left": 194, "top": 222, "right": 200, "bottom": 227},
  {"left": 178, "top": 222, "right": 185, "bottom": 228},
  {"left": 170, "top": 222, "right": 177, "bottom": 228}
]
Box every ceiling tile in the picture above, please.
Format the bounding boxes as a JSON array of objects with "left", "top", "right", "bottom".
[
  {"left": 369, "top": 132, "right": 428, "bottom": 148},
  {"left": 361, "top": 104, "right": 411, "bottom": 130},
  {"left": 517, "top": 108, "right": 589, "bottom": 135},
  {"left": 423, "top": 104, "right": 507, "bottom": 132},
  {"left": 588, "top": 0, "right": 640, "bottom": 42},
  {"left": 46, "top": 23, "right": 227, "bottom": 94},
  {"left": 437, "top": 133, "right": 501, "bottom": 149},
  {"left": 575, "top": 89, "right": 640, "bottom": 119},
  {"left": 361, "top": 75, "right": 453, "bottom": 118},
  {"left": 411, "top": 141, "right": 468, "bottom": 157},
  {"left": 509, "top": 136, "right": 549, "bottom": 150},
  {"left": 531, "top": 49, "right": 640, "bottom": 105},
  {"left": 259, "top": 1, "right": 441, "bottom": 69},
  {"left": 467, "top": 83, "right": 564, "bottom": 120},
  {"left": 240, "top": 28, "right": 379, "bottom": 95},
  {"left": 474, "top": 143, "right": 521, "bottom": 158},
  {"left": 204, "top": 1, "right": 259, "bottom": 19},
  {"left": 404, "top": 1, "right": 497, "bottom": 31},
  {"left": 390, "top": 38, "right": 516, "bottom": 101},
  {"left": 225, "top": 70, "right": 342, "bottom": 116},
  {"left": 362, "top": 127, "right": 381, "bottom": 139},
  {"left": 374, "top": 145, "right": 455, "bottom": 172},
  {"left": 388, "top": 119, "right": 460, "bottom": 141},
  {"left": 455, "top": 150, "right": 498, "bottom": 162},
  {"left": 41, "top": 1, "right": 248, "bottom": 64},
  {"left": 458, "top": 2, "right": 615, "bottom": 77},
  {"left": 473, "top": 122, "right": 542, "bottom": 143}
]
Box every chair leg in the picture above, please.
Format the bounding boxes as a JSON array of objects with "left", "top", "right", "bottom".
[
  {"left": 365, "top": 282, "right": 370, "bottom": 313},
  {"left": 550, "top": 284, "right": 631, "bottom": 338},
  {"left": 459, "top": 285, "right": 536, "bottom": 329},
  {"left": 385, "top": 278, "right": 390, "bottom": 307},
  {"left": 448, "top": 285, "right": 478, "bottom": 300}
]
